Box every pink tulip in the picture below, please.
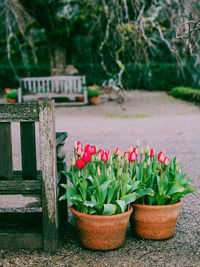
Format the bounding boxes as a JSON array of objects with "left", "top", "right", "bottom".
[
  {"left": 84, "top": 144, "right": 92, "bottom": 153},
  {"left": 124, "top": 152, "right": 129, "bottom": 157},
  {"left": 97, "top": 149, "right": 104, "bottom": 156},
  {"left": 76, "top": 158, "right": 85, "bottom": 169},
  {"left": 101, "top": 152, "right": 109, "bottom": 162},
  {"left": 82, "top": 151, "right": 91, "bottom": 163},
  {"left": 133, "top": 147, "right": 139, "bottom": 156},
  {"left": 76, "top": 147, "right": 83, "bottom": 156},
  {"left": 158, "top": 152, "right": 164, "bottom": 162},
  {"left": 91, "top": 145, "right": 96, "bottom": 155},
  {"left": 129, "top": 151, "right": 136, "bottom": 162},
  {"left": 164, "top": 157, "right": 169, "bottom": 166},
  {"left": 115, "top": 147, "right": 120, "bottom": 156},
  {"left": 77, "top": 141, "right": 83, "bottom": 148}
]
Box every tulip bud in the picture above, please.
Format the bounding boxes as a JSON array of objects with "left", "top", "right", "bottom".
[
  {"left": 105, "top": 149, "right": 110, "bottom": 157},
  {"left": 118, "top": 168, "right": 122, "bottom": 177},
  {"left": 78, "top": 171, "right": 81, "bottom": 177},
  {"left": 109, "top": 157, "right": 113, "bottom": 165},
  {"left": 91, "top": 145, "right": 96, "bottom": 155},
  {"left": 73, "top": 141, "right": 77, "bottom": 150},
  {"left": 124, "top": 152, "right": 129, "bottom": 161},
  {"left": 145, "top": 145, "right": 150, "bottom": 154},
  {"left": 136, "top": 139, "right": 140, "bottom": 148},
  {"left": 128, "top": 145, "right": 133, "bottom": 153},
  {"left": 150, "top": 149, "right": 155, "bottom": 157},
  {"left": 129, "top": 151, "right": 136, "bottom": 162},
  {"left": 76, "top": 147, "right": 83, "bottom": 156},
  {"left": 175, "top": 159, "right": 179, "bottom": 166},
  {"left": 147, "top": 158, "right": 151, "bottom": 166},
  {"left": 71, "top": 157, "right": 76, "bottom": 166},
  {"left": 98, "top": 149, "right": 104, "bottom": 157},
  {"left": 133, "top": 147, "right": 139, "bottom": 156},
  {"left": 108, "top": 165, "right": 112, "bottom": 172},
  {"left": 96, "top": 153, "right": 101, "bottom": 162},
  {"left": 101, "top": 152, "right": 109, "bottom": 162},
  {"left": 164, "top": 157, "right": 169, "bottom": 166},
  {"left": 77, "top": 141, "right": 83, "bottom": 148},
  {"left": 158, "top": 152, "right": 164, "bottom": 162},
  {"left": 120, "top": 160, "right": 124, "bottom": 167},
  {"left": 97, "top": 166, "right": 101, "bottom": 176},
  {"left": 140, "top": 147, "right": 144, "bottom": 155},
  {"left": 143, "top": 162, "right": 147, "bottom": 169},
  {"left": 117, "top": 154, "right": 121, "bottom": 161},
  {"left": 115, "top": 147, "right": 120, "bottom": 156}
]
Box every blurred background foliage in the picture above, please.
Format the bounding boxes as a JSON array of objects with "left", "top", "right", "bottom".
[{"left": 0, "top": 0, "right": 199, "bottom": 91}]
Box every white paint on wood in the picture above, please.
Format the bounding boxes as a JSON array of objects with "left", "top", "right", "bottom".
[{"left": 0, "top": 194, "right": 41, "bottom": 208}]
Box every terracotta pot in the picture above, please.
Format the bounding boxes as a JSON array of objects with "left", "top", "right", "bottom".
[
  {"left": 130, "top": 200, "right": 182, "bottom": 240},
  {"left": 70, "top": 205, "right": 133, "bottom": 250},
  {"left": 6, "top": 98, "right": 17, "bottom": 103},
  {"left": 89, "top": 97, "right": 99, "bottom": 105},
  {"left": 76, "top": 96, "right": 84, "bottom": 102}
]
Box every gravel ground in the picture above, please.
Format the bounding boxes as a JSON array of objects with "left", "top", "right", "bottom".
[{"left": 0, "top": 91, "right": 200, "bottom": 266}]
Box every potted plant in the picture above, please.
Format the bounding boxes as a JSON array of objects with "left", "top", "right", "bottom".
[
  {"left": 88, "top": 85, "right": 100, "bottom": 105},
  {"left": 60, "top": 142, "right": 152, "bottom": 250},
  {"left": 128, "top": 145, "right": 195, "bottom": 240},
  {"left": 5, "top": 88, "right": 18, "bottom": 103}
]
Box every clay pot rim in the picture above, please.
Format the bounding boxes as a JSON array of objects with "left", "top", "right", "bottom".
[
  {"left": 70, "top": 205, "right": 133, "bottom": 219},
  {"left": 132, "top": 199, "right": 182, "bottom": 209}
]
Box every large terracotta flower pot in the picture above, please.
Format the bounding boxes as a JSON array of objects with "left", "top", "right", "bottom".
[
  {"left": 130, "top": 200, "right": 182, "bottom": 240},
  {"left": 70, "top": 205, "right": 133, "bottom": 250}
]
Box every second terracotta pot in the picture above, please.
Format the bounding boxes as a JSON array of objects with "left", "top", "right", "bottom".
[
  {"left": 130, "top": 200, "right": 182, "bottom": 240},
  {"left": 71, "top": 205, "right": 133, "bottom": 250},
  {"left": 89, "top": 97, "right": 99, "bottom": 105}
]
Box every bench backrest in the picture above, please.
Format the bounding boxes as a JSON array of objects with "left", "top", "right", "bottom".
[
  {"left": 0, "top": 100, "right": 65, "bottom": 251},
  {"left": 19, "top": 76, "right": 86, "bottom": 94}
]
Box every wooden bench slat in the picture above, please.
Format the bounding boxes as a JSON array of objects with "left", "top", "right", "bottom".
[
  {"left": 0, "top": 123, "right": 13, "bottom": 179},
  {"left": 0, "top": 180, "right": 41, "bottom": 194},
  {"left": 0, "top": 232, "right": 42, "bottom": 250},
  {"left": 0, "top": 103, "right": 39, "bottom": 122},
  {"left": 0, "top": 194, "right": 41, "bottom": 208}
]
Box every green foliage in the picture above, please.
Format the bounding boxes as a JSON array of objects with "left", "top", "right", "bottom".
[
  {"left": 60, "top": 151, "right": 152, "bottom": 215},
  {"left": 5, "top": 90, "right": 18, "bottom": 99},
  {"left": 134, "top": 156, "right": 195, "bottom": 205},
  {"left": 171, "top": 86, "right": 200, "bottom": 103},
  {"left": 87, "top": 85, "right": 100, "bottom": 98}
]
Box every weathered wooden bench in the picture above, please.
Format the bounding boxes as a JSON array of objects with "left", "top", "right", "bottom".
[
  {"left": 18, "top": 75, "right": 88, "bottom": 105},
  {"left": 0, "top": 99, "right": 67, "bottom": 251}
]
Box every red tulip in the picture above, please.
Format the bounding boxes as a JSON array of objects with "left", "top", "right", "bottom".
[
  {"left": 158, "top": 152, "right": 164, "bottom": 162},
  {"left": 84, "top": 144, "right": 92, "bottom": 153},
  {"left": 82, "top": 151, "right": 91, "bottom": 163},
  {"left": 115, "top": 147, "right": 120, "bottom": 156},
  {"left": 76, "top": 147, "right": 83, "bottom": 156},
  {"left": 129, "top": 151, "right": 136, "bottom": 162},
  {"left": 76, "top": 158, "right": 85, "bottom": 169},
  {"left": 164, "top": 157, "right": 169, "bottom": 166},
  {"left": 133, "top": 147, "right": 139, "bottom": 156},
  {"left": 101, "top": 152, "right": 109, "bottom": 162},
  {"left": 105, "top": 149, "right": 110, "bottom": 157},
  {"left": 97, "top": 149, "right": 104, "bottom": 156},
  {"left": 150, "top": 149, "right": 155, "bottom": 157},
  {"left": 91, "top": 145, "right": 96, "bottom": 155},
  {"left": 124, "top": 152, "right": 129, "bottom": 157},
  {"left": 77, "top": 141, "right": 83, "bottom": 148}
]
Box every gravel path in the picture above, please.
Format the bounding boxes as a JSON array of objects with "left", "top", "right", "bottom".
[{"left": 0, "top": 91, "right": 200, "bottom": 266}]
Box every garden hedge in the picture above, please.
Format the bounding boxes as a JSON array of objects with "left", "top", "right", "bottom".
[{"left": 171, "top": 86, "right": 200, "bottom": 103}]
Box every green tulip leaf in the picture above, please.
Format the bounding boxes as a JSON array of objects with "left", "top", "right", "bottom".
[
  {"left": 116, "top": 200, "right": 126, "bottom": 213},
  {"left": 102, "top": 204, "right": 116, "bottom": 215}
]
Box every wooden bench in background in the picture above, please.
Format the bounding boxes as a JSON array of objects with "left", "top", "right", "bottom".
[
  {"left": 18, "top": 76, "right": 88, "bottom": 105},
  {"left": 0, "top": 99, "right": 67, "bottom": 251}
]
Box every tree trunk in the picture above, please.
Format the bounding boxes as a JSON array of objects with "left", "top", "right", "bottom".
[{"left": 49, "top": 44, "right": 66, "bottom": 76}]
